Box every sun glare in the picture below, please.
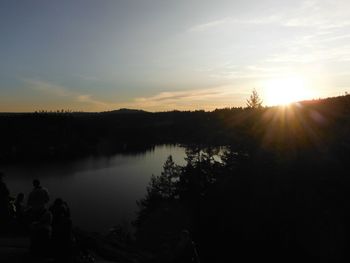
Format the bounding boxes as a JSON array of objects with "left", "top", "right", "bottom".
[{"left": 263, "top": 76, "right": 312, "bottom": 106}]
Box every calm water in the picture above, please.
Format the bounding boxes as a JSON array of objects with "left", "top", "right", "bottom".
[{"left": 0, "top": 145, "right": 186, "bottom": 233}]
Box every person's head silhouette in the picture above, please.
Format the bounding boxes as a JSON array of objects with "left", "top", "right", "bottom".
[{"left": 33, "top": 179, "right": 40, "bottom": 188}]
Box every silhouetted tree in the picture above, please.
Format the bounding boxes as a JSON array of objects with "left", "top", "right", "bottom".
[
  {"left": 246, "top": 89, "right": 263, "bottom": 108},
  {"left": 135, "top": 155, "right": 182, "bottom": 226},
  {"left": 150, "top": 155, "right": 181, "bottom": 199}
]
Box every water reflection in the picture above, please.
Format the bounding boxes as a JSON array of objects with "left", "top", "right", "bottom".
[{"left": 0, "top": 145, "right": 186, "bottom": 232}]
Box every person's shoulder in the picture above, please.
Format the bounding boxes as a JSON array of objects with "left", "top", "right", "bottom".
[
  {"left": 41, "top": 188, "right": 50, "bottom": 199},
  {"left": 40, "top": 187, "right": 49, "bottom": 193}
]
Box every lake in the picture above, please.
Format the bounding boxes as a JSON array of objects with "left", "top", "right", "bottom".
[{"left": 0, "top": 145, "right": 187, "bottom": 233}]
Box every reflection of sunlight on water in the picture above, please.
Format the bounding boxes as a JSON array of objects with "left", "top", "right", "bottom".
[
  {"left": 153, "top": 144, "right": 187, "bottom": 165},
  {"left": 204, "top": 147, "right": 225, "bottom": 163}
]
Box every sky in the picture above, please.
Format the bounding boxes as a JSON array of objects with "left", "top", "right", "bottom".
[{"left": 1, "top": 0, "right": 350, "bottom": 112}]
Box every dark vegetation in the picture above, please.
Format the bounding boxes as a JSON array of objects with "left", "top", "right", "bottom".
[
  {"left": 133, "top": 95, "right": 350, "bottom": 262},
  {"left": 1, "top": 94, "right": 350, "bottom": 262},
  {"left": 1, "top": 95, "right": 349, "bottom": 163}
]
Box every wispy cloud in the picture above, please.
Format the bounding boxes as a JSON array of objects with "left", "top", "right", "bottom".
[
  {"left": 189, "top": 18, "right": 231, "bottom": 32},
  {"left": 206, "top": 64, "right": 292, "bottom": 81},
  {"left": 283, "top": 0, "right": 350, "bottom": 29},
  {"left": 283, "top": 18, "right": 350, "bottom": 30},
  {"left": 75, "top": 74, "right": 99, "bottom": 82},
  {"left": 132, "top": 86, "right": 245, "bottom": 110},
  {"left": 190, "top": 0, "right": 350, "bottom": 91},
  {"left": 24, "top": 79, "right": 246, "bottom": 111},
  {"left": 189, "top": 15, "right": 281, "bottom": 32},
  {"left": 25, "top": 79, "right": 117, "bottom": 111},
  {"left": 135, "top": 88, "right": 227, "bottom": 102},
  {"left": 76, "top": 94, "right": 112, "bottom": 108},
  {"left": 189, "top": 1, "right": 350, "bottom": 33},
  {"left": 26, "top": 79, "right": 72, "bottom": 97},
  {"left": 266, "top": 47, "right": 350, "bottom": 64}
]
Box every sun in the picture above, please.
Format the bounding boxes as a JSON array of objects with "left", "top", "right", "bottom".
[{"left": 263, "top": 76, "right": 312, "bottom": 106}]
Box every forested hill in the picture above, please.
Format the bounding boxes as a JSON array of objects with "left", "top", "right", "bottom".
[{"left": 0, "top": 94, "right": 350, "bottom": 163}]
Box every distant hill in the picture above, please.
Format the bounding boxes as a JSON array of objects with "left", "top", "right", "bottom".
[
  {"left": 1, "top": 94, "right": 350, "bottom": 162},
  {"left": 102, "top": 108, "right": 150, "bottom": 114}
]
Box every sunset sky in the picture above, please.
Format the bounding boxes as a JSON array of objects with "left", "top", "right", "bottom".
[{"left": 1, "top": 0, "right": 350, "bottom": 112}]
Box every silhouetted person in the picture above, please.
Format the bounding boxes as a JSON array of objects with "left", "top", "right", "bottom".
[
  {"left": 14, "top": 192, "right": 27, "bottom": 233},
  {"left": 0, "top": 172, "right": 11, "bottom": 232},
  {"left": 49, "top": 198, "right": 73, "bottom": 260},
  {"left": 29, "top": 206, "right": 52, "bottom": 258},
  {"left": 172, "top": 230, "right": 200, "bottom": 263},
  {"left": 27, "top": 179, "right": 51, "bottom": 258},
  {"left": 15, "top": 192, "right": 25, "bottom": 217},
  {"left": 27, "top": 179, "right": 49, "bottom": 212}
]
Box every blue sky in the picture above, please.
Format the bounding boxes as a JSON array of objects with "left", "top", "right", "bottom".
[{"left": 1, "top": 0, "right": 350, "bottom": 111}]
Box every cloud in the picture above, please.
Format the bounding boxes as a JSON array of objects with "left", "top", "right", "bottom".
[
  {"left": 24, "top": 79, "right": 246, "bottom": 111},
  {"left": 283, "top": 0, "right": 350, "bottom": 29},
  {"left": 189, "top": 0, "right": 350, "bottom": 33},
  {"left": 266, "top": 47, "right": 350, "bottom": 64},
  {"left": 135, "top": 89, "right": 226, "bottom": 102},
  {"left": 187, "top": 1, "right": 350, "bottom": 100},
  {"left": 206, "top": 63, "right": 292, "bottom": 81},
  {"left": 25, "top": 79, "right": 117, "bottom": 110},
  {"left": 135, "top": 87, "right": 231, "bottom": 102},
  {"left": 283, "top": 18, "right": 350, "bottom": 30},
  {"left": 132, "top": 86, "right": 245, "bottom": 110},
  {"left": 75, "top": 74, "right": 99, "bottom": 81},
  {"left": 77, "top": 94, "right": 112, "bottom": 107},
  {"left": 189, "top": 18, "right": 231, "bottom": 32},
  {"left": 263, "top": 26, "right": 350, "bottom": 64},
  {"left": 25, "top": 79, "right": 72, "bottom": 97},
  {"left": 189, "top": 15, "right": 281, "bottom": 32}
]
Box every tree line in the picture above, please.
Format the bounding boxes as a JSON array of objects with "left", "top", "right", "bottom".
[{"left": 1, "top": 94, "right": 349, "bottom": 164}]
